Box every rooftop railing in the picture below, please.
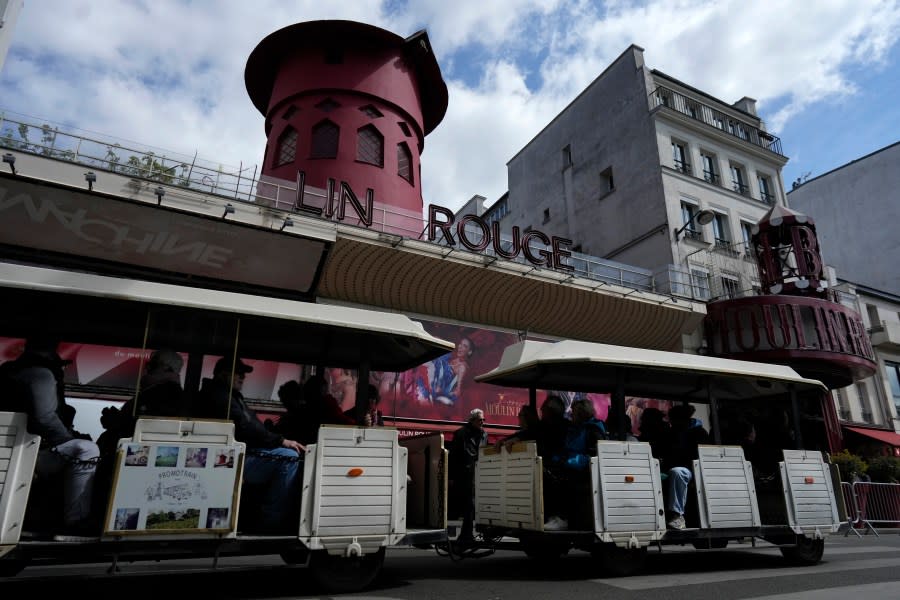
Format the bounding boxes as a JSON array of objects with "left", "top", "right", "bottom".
[
  {"left": 0, "top": 112, "right": 661, "bottom": 297},
  {"left": 650, "top": 86, "right": 785, "bottom": 157}
]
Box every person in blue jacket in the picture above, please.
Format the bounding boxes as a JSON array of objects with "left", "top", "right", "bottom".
[{"left": 543, "top": 398, "right": 607, "bottom": 530}]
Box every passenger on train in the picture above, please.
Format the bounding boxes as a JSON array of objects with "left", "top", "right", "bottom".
[
  {"left": 343, "top": 383, "right": 385, "bottom": 427},
  {"left": 98, "top": 349, "right": 187, "bottom": 456},
  {"left": 543, "top": 398, "right": 607, "bottom": 531},
  {"left": 660, "top": 404, "right": 710, "bottom": 530},
  {"left": 450, "top": 408, "right": 487, "bottom": 543},
  {"left": 638, "top": 407, "right": 669, "bottom": 452},
  {"left": 95, "top": 349, "right": 188, "bottom": 517},
  {"left": 535, "top": 395, "right": 571, "bottom": 530},
  {"left": 0, "top": 337, "right": 100, "bottom": 536},
  {"left": 197, "top": 357, "right": 306, "bottom": 533},
  {"left": 535, "top": 394, "right": 569, "bottom": 460},
  {"left": 495, "top": 404, "right": 539, "bottom": 450}
]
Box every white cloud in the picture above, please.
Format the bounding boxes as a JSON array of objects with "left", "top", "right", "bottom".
[{"left": 1, "top": 0, "right": 898, "bottom": 212}]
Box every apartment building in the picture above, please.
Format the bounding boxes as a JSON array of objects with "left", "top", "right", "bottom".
[
  {"left": 484, "top": 44, "right": 877, "bottom": 450},
  {"left": 788, "top": 143, "right": 900, "bottom": 444}
]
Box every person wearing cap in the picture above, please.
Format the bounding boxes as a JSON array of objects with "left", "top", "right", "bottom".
[
  {"left": 449, "top": 408, "right": 487, "bottom": 543},
  {"left": 195, "top": 356, "right": 306, "bottom": 533},
  {"left": 0, "top": 337, "right": 100, "bottom": 535}
]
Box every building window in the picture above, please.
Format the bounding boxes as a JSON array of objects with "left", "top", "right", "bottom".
[
  {"left": 315, "top": 98, "right": 341, "bottom": 113},
  {"left": 730, "top": 162, "right": 749, "bottom": 196},
  {"left": 728, "top": 120, "right": 749, "bottom": 140},
  {"left": 691, "top": 267, "right": 711, "bottom": 300},
  {"left": 310, "top": 119, "right": 339, "bottom": 159},
  {"left": 600, "top": 166, "right": 614, "bottom": 194},
  {"left": 655, "top": 89, "right": 670, "bottom": 107},
  {"left": 671, "top": 141, "right": 690, "bottom": 174},
  {"left": 275, "top": 126, "right": 298, "bottom": 166},
  {"left": 543, "top": 208, "right": 551, "bottom": 224},
  {"left": 885, "top": 361, "right": 900, "bottom": 414},
  {"left": 359, "top": 104, "right": 383, "bottom": 119},
  {"left": 757, "top": 174, "right": 775, "bottom": 204},
  {"left": 711, "top": 211, "right": 731, "bottom": 248},
  {"left": 488, "top": 199, "right": 509, "bottom": 225},
  {"left": 397, "top": 142, "right": 413, "bottom": 184},
  {"left": 324, "top": 48, "right": 344, "bottom": 64},
  {"left": 720, "top": 274, "right": 740, "bottom": 299},
  {"left": 357, "top": 125, "right": 384, "bottom": 167},
  {"left": 701, "top": 152, "right": 719, "bottom": 184},
  {"left": 856, "top": 381, "right": 873, "bottom": 423},
  {"left": 740, "top": 221, "right": 755, "bottom": 254},
  {"left": 836, "top": 388, "right": 851, "bottom": 421},
  {"left": 562, "top": 145, "right": 573, "bottom": 169},
  {"left": 866, "top": 304, "right": 881, "bottom": 330},
  {"left": 751, "top": 280, "right": 762, "bottom": 296},
  {"left": 680, "top": 201, "right": 704, "bottom": 241}
]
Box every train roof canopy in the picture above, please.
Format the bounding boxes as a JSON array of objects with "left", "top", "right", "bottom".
[
  {"left": 0, "top": 262, "right": 453, "bottom": 371},
  {"left": 475, "top": 340, "right": 827, "bottom": 402}
]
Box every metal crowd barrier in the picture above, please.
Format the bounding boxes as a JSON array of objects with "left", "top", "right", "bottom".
[{"left": 841, "top": 481, "right": 900, "bottom": 537}]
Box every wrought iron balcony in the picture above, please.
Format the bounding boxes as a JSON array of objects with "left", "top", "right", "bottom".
[
  {"left": 673, "top": 160, "right": 691, "bottom": 174},
  {"left": 732, "top": 181, "right": 751, "bottom": 197},
  {"left": 703, "top": 170, "right": 719, "bottom": 184},
  {"left": 759, "top": 190, "right": 775, "bottom": 205},
  {"left": 651, "top": 86, "right": 784, "bottom": 157},
  {"left": 682, "top": 228, "right": 703, "bottom": 242}
]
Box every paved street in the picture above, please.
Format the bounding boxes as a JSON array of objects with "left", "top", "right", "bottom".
[{"left": 1, "top": 533, "right": 899, "bottom": 599}]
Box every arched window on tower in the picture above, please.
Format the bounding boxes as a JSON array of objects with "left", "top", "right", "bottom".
[
  {"left": 397, "top": 142, "right": 413, "bottom": 184},
  {"left": 357, "top": 125, "right": 383, "bottom": 167},
  {"left": 276, "top": 126, "right": 298, "bottom": 166},
  {"left": 310, "top": 119, "right": 339, "bottom": 159}
]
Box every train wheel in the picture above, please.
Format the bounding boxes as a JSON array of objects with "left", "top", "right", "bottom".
[
  {"left": 523, "top": 541, "right": 569, "bottom": 561},
  {"left": 0, "top": 559, "right": 26, "bottom": 577},
  {"left": 596, "top": 545, "right": 646, "bottom": 577},
  {"left": 280, "top": 546, "right": 310, "bottom": 565},
  {"left": 780, "top": 536, "right": 824, "bottom": 565},
  {"left": 691, "top": 538, "right": 728, "bottom": 549},
  {"left": 309, "top": 547, "right": 385, "bottom": 593}
]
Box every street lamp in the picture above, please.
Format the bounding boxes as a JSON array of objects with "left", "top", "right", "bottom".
[{"left": 673, "top": 209, "right": 715, "bottom": 241}]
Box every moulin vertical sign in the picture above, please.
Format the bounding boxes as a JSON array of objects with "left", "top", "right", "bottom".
[{"left": 704, "top": 204, "right": 876, "bottom": 388}]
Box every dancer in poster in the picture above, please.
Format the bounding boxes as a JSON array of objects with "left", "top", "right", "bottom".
[{"left": 416, "top": 336, "right": 474, "bottom": 406}]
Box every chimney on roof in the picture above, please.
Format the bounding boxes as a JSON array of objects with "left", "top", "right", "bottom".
[{"left": 732, "top": 96, "right": 757, "bottom": 117}]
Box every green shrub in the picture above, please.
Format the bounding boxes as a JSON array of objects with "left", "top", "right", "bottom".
[
  {"left": 830, "top": 450, "right": 868, "bottom": 482},
  {"left": 866, "top": 456, "right": 900, "bottom": 483}
]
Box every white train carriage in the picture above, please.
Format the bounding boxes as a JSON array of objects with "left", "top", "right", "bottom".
[
  {"left": 472, "top": 339, "right": 843, "bottom": 573},
  {"left": 0, "top": 262, "right": 454, "bottom": 592}
]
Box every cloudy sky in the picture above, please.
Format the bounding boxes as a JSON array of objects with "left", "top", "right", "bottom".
[{"left": 1, "top": 0, "right": 898, "bottom": 212}]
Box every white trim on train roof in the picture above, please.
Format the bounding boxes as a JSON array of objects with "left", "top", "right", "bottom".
[
  {"left": 475, "top": 339, "right": 827, "bottom": 393},
  {"left": 0, "top": 261, "right": 454, "bottom": 353}
]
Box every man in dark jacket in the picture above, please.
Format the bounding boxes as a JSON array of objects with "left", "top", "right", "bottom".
[
  {"left": 661, "top": 403, "right": 710, "bottom": 530},
  {"left": 196, "top": 357, "right": 305, "bottom": 533},
  {"left": 2, "top": 338, "right": 100, "bottom": 536},
  {"left": 450, "top": 408, "right": 487, "bottom": 542}
]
